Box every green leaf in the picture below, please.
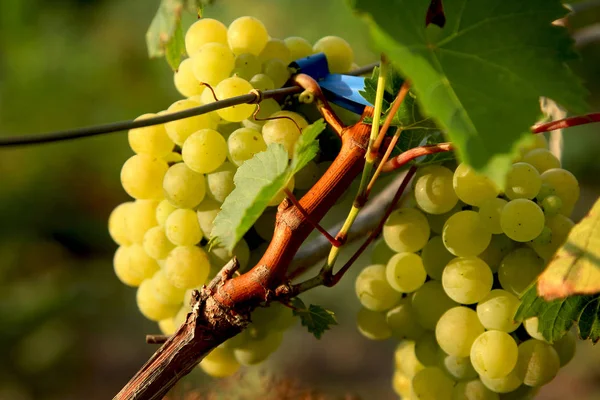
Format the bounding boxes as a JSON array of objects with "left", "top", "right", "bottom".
[
  {"left": 210, "top": 120, "right": 326, "bottom": 251},
  {"left": 146, "top": 0, "right": 187, "bottom": 70},
  {"left": 516, "top": 285, "right": 592, "bottom": 342},
  {"left": 352, "top": 0, "right": 587, "bottom": 185},
  {"left": 291, "top": 298, "right": 337, "bottom": 339},
  {"left": 579, "top": 297, "right": 600, "bottom": 343}
]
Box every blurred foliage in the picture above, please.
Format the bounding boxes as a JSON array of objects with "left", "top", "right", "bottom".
[{"left": 0, "top": 0, "right": 599, "bottom": 399}]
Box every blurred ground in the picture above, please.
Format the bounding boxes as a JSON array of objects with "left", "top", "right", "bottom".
[{"left": 0, "top": 0, "right": 599, "bottom": 399}]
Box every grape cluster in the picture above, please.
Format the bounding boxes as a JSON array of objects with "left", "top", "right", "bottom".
[
  {"left": 108, "top": 15, "right": 358, "bottom": 378},
  {"left": 357, "top": 135, "right": 580, "bottom": 399}
]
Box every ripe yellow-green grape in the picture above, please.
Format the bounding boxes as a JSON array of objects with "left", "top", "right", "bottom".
[
  {"left": 442, "top": 257, "right": 493, "bottom": 304},
  {"left": 500, "top": 199, "right": 545, "bottom": 242},
  {"left": 522, "top": 148, "right": 560, "bottom": 173},
  {"left": 435, "top": 306, "right": 484, "bottom": 357},
  {"left": 262, "top": 110, "right": 309, "bottom": 157},
  {"left": 478, "top": 234, "right": 515, "bottom": 273},
  {"left": 158, "top": 318, "right": 177, "bottom": 335},
  {"left": 383, "top": 208, "right": 430, "bottom": 253},
  {"left": 108, "top": 202, "right": 134, "bottom": 246},
  {"left": 136, "top": 279, "right": 180, "bottom": 321},
  {"left": 114, "top": 246, "right": 154, "bottom": 287},
  {"left": 215, "top": 76, "right": 257, "bottom": 122},
  {"left": 258, "top": 38, "right": 292, "bottom": 64},
  {"left": 173, "top": 58, "right": 204, "bottom": 98},
  {"left": 206, "top": 162, "right": 237, "bottom": 203},
  {"left": 248, "top": 73, "right": 275, "bottom": 91},
  {"left": 191, "top": 42, "right": 235, "bottom": 87},
  {"left": 284, "top": 36, "right": 313, "bottom": 60},
  {"left": 540, "top": 168, "right": 580, "bottom": 216},
  {"left": 262, "top": 58, "right": 291, "bottom": 88},
  {"left": 476, "top": 289, "right": 521, "bottom": 332},
  {"left": 165, "top": 208, "right": 202, "bottom": 246},
  {"left": 232, "top": 53, "right": 261, "bottom": 80},
  {"left": 182, "top": 129, "right": 228, "bottom": 174},
  {"left": 155, "top": 199, "right": 177, "bottom": 228},
  {"left": 386, "top": 252, "right": 427, "bottom": 293},
  {"left": 162, "top": 162, "right": 206, "bottom": 209},
  {"left": 413, "top": 165, "right": 458, "bottom": 214},
  {"left": 498, "top": 247, "right": 544, "bottom": 296},
  {"left": 184, "top": 18, "right": 228, "bottom": 56},
  {"left": 128, "top": 114, "right": 174, "bottom": 157},
  {"left": 478, "top": 198, "right": 507, "bottom": 234},
  {"left": 442, "top": 211, "right": 491, "bottom": 257},
  {"left": 227, "top": 127, "right": 267, "bottom": 166},
  {"left": 127, "top": 199, "right": 160, "bottom": 243},
  {"left": 313, "top": 36, "right": 354, "bottom": 73},
  {"left": 515, "top": 339, "right": 560, "bottom": 386},
  {"left": 356, "top": 307, "right": 392, "bottom": 340},
  {"left": 143, "top": 226, "right": 175, "bottom": 260},
  {"left": 165, "top": 245, "right": 211, "bottom": 289},
  {"left": 208, "top": 239, "right": 250, "bottom": 271},
  {"left": 392, "top": 371, "right": 412, "bottom": 398},
  {"left": 411, "top": 366, "right": 455, "bottom": 400},
  {"left": 394, "top": 341, "right": 424, "bottom": 378},
  {"left": 386, "top": 298, "right": 426, "bottom": 340},
  {"left": 453, "top": 163, "right": 500, "bottom": 206},
  {"left": 120, "top": 154, "right": 168, "bottom": 200},
  {"left": 196, "top": 198, "right": 221, "bottom": 236},
  {"left": 421, "top": 236, "right": 454, "bottom": 280},
  {"left": 227, "top": 16, "right": 269, "bottom": 56},
  {"left": 355, "top": 264, "right": 402, "bottom": 312},
  {"left": 480, "top": 369, "right": 522, "bottom": 393},
  {"left": 164, "top": 99, "right": 217, "bottom": 146},
  {"left": 199, "top": 346, "right": 241, "bottom": 378},
  {"left": 470, "top": 330, "right": 518, "bottom": 379},
  {"left": 411, "top": 280, "right": 458, "bottom": 330},
  {"left": 150, "top": 269, "right": 186, "bottom": 305}
]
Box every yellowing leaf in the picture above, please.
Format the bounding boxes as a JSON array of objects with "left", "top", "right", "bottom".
[{"left": 538, "top": 197, "right": 600, "bottom": 300}]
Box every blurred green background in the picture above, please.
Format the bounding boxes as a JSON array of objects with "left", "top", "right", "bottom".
[{"left": 1, "top": 0, "right": 600, "bottom": 399}]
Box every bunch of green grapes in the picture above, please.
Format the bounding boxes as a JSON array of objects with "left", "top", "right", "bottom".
[
  {"left": 108, "top": 15, "right": 358, "bottom": 378},
  {"left": 356, "top": 135, "right": 580, "bottom": 399}
]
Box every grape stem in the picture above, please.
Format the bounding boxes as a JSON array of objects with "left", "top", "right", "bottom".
[
  {"left": 531, "top": 112, "right": 600, "bottom": 133},
  {"left": 382, "top": 142, "right": 453, "bottom": 172}
]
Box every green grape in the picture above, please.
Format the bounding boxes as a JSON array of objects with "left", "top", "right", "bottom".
[
  {"left": 515, "top": 339, "right": 560, "bottom": 386},
  {"left": 162, "top": 151, "right": 183, "bottom": 163},
  {"left": 108, "top": 202, "right": 133, "bottom": 246},
  {"left": 164, "top": 99, "right": 217, "bottom": 146},
  {"left": 262, "top": 58, "right": 291, "bottom": 88},
  {"left": 412, "top": 280, "right": 458, "bottom": 330},
  {"left": 227, "top": 127, "right": 267, "bottom": 166},
  {"left": 215, "top": 76, "right": 257, "bottom": 122},
  {"left": 412, "top": 366, "right": 455, "bottom": 400},
  {"left": 151, "top": 269, "right": 186, "bottom": 305},
  {"left": 452, "top": 379, "right": 500, "bottom": 400},
  {"left": 536, "top": 183, "right": 556, "bottom": 201},
  {"left": 383, "top": 208, "right": 430, "bottom": 253},
  {"left": 478, "top": 198, "right": 507, "bottom": 234},
  {"left": 443, "top": 211, "right": 491, "bottom": 257},
  {"left": 552, "top": 330, "right": 576, "bottom": 366},
  {"left": 471, "top": 330, "right": 518, "bottom": 379},
  {"left": 442, "top": 354, "right": 478, "bottom": 381},
  {"left": 530, "top": 226, "right": 552, "bottom": 246},
  {"left": 414, "top": 165, "right": 458, "bottom": 214},
  {"left": 476, "top": 290, "right": 521, "bottom": 332},
  {"left": 206, "top": 162, "right": 236, "bottom": 203},
  {"left": 371, "top": 237, "right": 396, "bottom": 266},
  {"left": 127, "top": 200, "right": 160, "bottom": 243},
  {"left": 182, "top": 129, "right": 228, "bottom": 174},
  {"left": 356, "top": 307, "right": 392, "bottom": 340},
  {"left": 262, "top": 110, "right": 308, "bottom": 157},
  {"left": 442, "top": 257, "right": 493, "bottom": 304},
  {"left": 294, "top": 160, "right": 320, "bottom": 190},
  {"left": 143, "top": 226, "right": 175, "bottom": 260},
  {"left": 313, "top": 36, "right": 354, "bottom": 73},
  {"left": 522, "top": 148, "right": 560, "bottom": 174},
  {"left": 162, "top": 162, "right": 206, "bottom": 209},
  {"left": 395, "top": 341, "right": 425, "bottom": 378},
  {"left": 113, "top": 245, "right": 157, "bottom": 287},
  {"left": 184, "top": 18, "right": 228, "bottom": 56},
  {"left": 242, "top": 98, "right": 281, "bottom": 130},
  {"left": 386, "top": 252, "right": 427, "bottom": 293},
  {"left": 227, "top": 16, "right": 269, "bottom": 56},
  {"left": 199, "top": 346, "right": 240, "bottom": 378},
  {"left": 223, "top": 329, "right": 250, "bottom": 349},
  {"left": 386, "top": 298, "right": 426, "bottom": 340},
  {"left": 191, "top": 43, "right": 235, "bottom": 86},
  {"left": 128, "top": 114, "right": 174, "bottom": 157},
  {"left": 232, "top": 53, "right": 261, "bottom": 80},
  {"left": 208, "top": 239, "right": 250, "bottom": 271},
  {"left": 523, "top": 317, "right": 545, "bottom": 341},
  {"left": 284, "top": 36, "right": 313, "bottom": 60},
  {"left": 415, "top": 333, "right": 441, "bottom": 366},
  {"left": 258, "top": 38, "right": 292, "bottom": 64},
  {"left": 518, "top": 134, "right": 548, "bottom": 157},
  {"left": 120, "top": 154, "right": 168, "bottom": 200},
  {"left": 498, "top": 248, "right": 544, "bottom": 296},
  {"left": 165, "top": 208, "right": 202, "bottom": 246},
  {"left": 530, "top": 214, "right": 573, "bottom": 260},
  {"left": 504, "top": 162, "right": 541, "bottom": 200},
  {"left": 478, "top": 234, "right": 516, "bottom": 273},
  {"left": 540, "top": 168, "right": 579, "bottom": 216},
  {"left": 355, "top": 264, "right": 402, "bottom": 311},
  {"left": 392, "top": 370, "right": 412, "bottom": 399},
  {"left": 427, "top": 202, "right": 463, "bottom": 235},
  {"left": 156, "top": 199, "right": 177, "bottom": 228},
  {"left": 248, "top": 73, "right": 275, "bottom": 91},
  {"left": 174, "top": 58, "right": 204, "bottom": 98},
  {"left": 233, "top": 330, "right": 283, "bottom": 365},
  {"left": 500, "top": 199, "right": 545, "bottom": 242},
  {"left": 196, "top": 198, "right": 220, "bottom": 236},
  {"left": 253, "top": 208, "right": 276, "bottom": 240},
  {"left": 480, "top": 369, "right": 522, "bottom": 394},
  {"left": 541, "top": 195, "right": 562, "bottom": 217},
  {"left": 158, "top": 318, "right": 177, "bottom": 335},
  {"left": 136, "top": 279, "right": 180, "bottom": 322},
  {"left": 196, "top": 90, "right": 223, "bottom": 125},
  {"left": 268, "top": 176, "right": 294, "bottom": 206},
  {"left": 165, "top": 245, "right": 211, "bottom": 289},
  {"left": 250, "top": 302, "right": 295, "bottom": 333},
  {"left": 435, "top": 306, "right": 484, "bottom": 357},
  {"left": 453, "top": 163, "right": 500, "bottom": 206}
]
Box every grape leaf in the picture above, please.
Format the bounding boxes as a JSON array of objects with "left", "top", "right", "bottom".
[
  {"left": 538, "top": 197, "right": 600, "bottom": 300},
  {"left": 146, "top": 0, "right": 187, "bottom": 70},
  {"left": 291, "top": 298, "right": 337, "bottom": 339},
  {"left": 579, "top": 297, "right": 600, "bottom": 343},
  {"left": 210, "top": 120, "right": 326, "bottom": 251},
  {"left": 516, "top": 285, "right": 592, "bottom": 342},
  {"left": 351, "top": 0, "right": 587, "bottom": 185}
]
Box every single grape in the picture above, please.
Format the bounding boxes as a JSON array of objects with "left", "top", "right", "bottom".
[
  {"left": 226, "top": 127, "right": 267, "bottom": 166},
  {"left": 227, "top": 16, "right": 269, "bottom": 56},
  {"left": 443, "top": 211, "right": 491, "bottom": 257},
  {"left": 156, "top": 199, "right": 177, "bottom": 228},
  {"left": 411, "top": 366, "right": 455, "bottom": 400},
  {"left": 151, "top": 269, "right": 186, "bottom": 305},
  {"left": 392, "top": 370, "right": 412, "bottom": 398},
  {"left": 415, "top": 333, "right": 441, "bottom": 366},
  {"left": 248, "top": 73, "right": 275, "bottom": 91},
  {"left": 452, "top": 379, "right": 499, "bottom": 400},
  {"left": 540, "top": 168, "right": 579, "bottom": 216},
  {"left": 120, "top": 154, "right": 168, "bottom": 200},
  {"left": 108, "top": 202, "right": 134, "bottom": 246},
  {"left": 162, "top": 162, "right": 206, "bottom": 209},
  {"left": 258, "top": 38, "right": 292, "bottom": 64},
  {"left": 442, "top": 257, "right": 493, "bottom": 304},
  {"left": 498, "top": 248, "right": 544, "bottom": 296},
  {"left": 386, "top": 252, "right": 427, "bottom": 293},
  {"left": 199, "top": 346, "right": 240, "bottom": 378},
  {"left": 143, "top": 226, "right": 175, "bottom": 260},
  {"left": 530, "top": 225, "right": 552, "bottom": 247},
  {"left": 541, "top": 195, "right": 562, "bottom": 217},
  {"left": 504, "top": 162, "right": 541, "bottom": 200},
  {"left": 165, "top": 208, "right": 202, "bottom": 246},
  {"left": 165, "top": 246, "right": 211, "bottom": 289},
  {"left": 530, "top": 214, "right": 574, "bottom": 260},
  {"left": 442, "top": 354, "right": 478, "bottom": 381},
  {"left": 383, "top": 208, "right": 430, "bottom": 253},
  {"left": 500, "top": 199, "right": 545, "bottom": 242},
  {"left": 313, "top": 36, "right": 354, "bottom": 73},
  {"left": 523, "top": 317, "right": 545, "bottom": 341},
  {"left": 478, "top": 234, "right": 516, "bottom": 273},
  {"left": 518, "top": 134, "right": 548, "bottom": 156},
  {"left": 136, "top": 279, "right": 180, "bottom": 321},
  {"left": 232, "top": 53, "right": 261, "bottom": 80},
  {"left": 262, "top": 58, "right": 291, "bottom": 88},
  {"left": 185, "top": 18, "right": 227, "bottom": 56},
  {"left": 128, "top": 114, "right": 174, "bottom": 157},
  {"left": 182, "top": 129, "right": 228, "bottom": 174},
  {"left": 174, "top": 58, "right": 204, "bottom": 98},
  {"left": 191, "top": 43, "right": 235, "bottom": 86},
  {"left": 162, "top": 151, "right": 183, "bottom": 163},
  {"left": 476, "top": 290, "right": 521, "bottom": 332},
  {"left": 206, "top": 162, "right": 236, "bottom": 203},
  {"left": 471, "top": 331, "right": 519, "bottom": 379},
  {"left": 262, "top": 110, "right": 308, "bottom": 157},
  {"left": 421, "top": 236, "right": 454, "bottom": 280},
  {"left": 386, "top": 298, "right": 426, "bottom": 340},
  {"left": 127, "top": 200, "right": 160, "bottom": 243},
  {"left": 480, "top": 369, "right": 522, "bottom": 394},
  {"left": 552, "top": 330, "right": 576, "bottom": 366},
  {"left": 215, "top": 77, "right": 257, "bottom": 122},
  {"left": 514, "top": 339, "right": 560, "bottom": 386},
  {"left": 522, "top": 148, "right": 560, "bottom": 174},
  {"left": 113, "top": 245, "right": 158, "bottom": 287},
  {"left": 478, "top": 198, "right": 507, "bottom": 234},
  {"left": 395, "top": 340, "right": 425, "bottom": 378},
  {"left": 284, "top": 36, "right": 313, "bottom": 60},
  {"left": 196, "top": 198, "right": 220, "bottom": 236},
  {"left": 355, "top": 264, "right": 402, "bottom": 311},
  {"left": 435, "top": 306, "right": 484, "bottom": 357},
  {"left": 294, "top": 160, "right": 320, "bottom": 190},
  {"left": 453, "top": 163, "right": 500, "bottom": 206},
  {"left": 414, "top": 165, "right": 459, "bottom": 214},
  {"left": 356, "top": 307, "right": 392, "bottom": 340},
  {"left": 412, "top": 280, "right": 458, "bottom": 330},
  {"left": 164, "top": 99, "right": 217, "bottom": 146},
  {"left": 233, "top": 331, "right": 283, "bottom": 365}
]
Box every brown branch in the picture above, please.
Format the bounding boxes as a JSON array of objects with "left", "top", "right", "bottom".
[
  {"left": 531, "top": 112, "right": 600, "bottom": 133},
  {"left": 382, "top": 142, "right": 453, "bottom": 173}
]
